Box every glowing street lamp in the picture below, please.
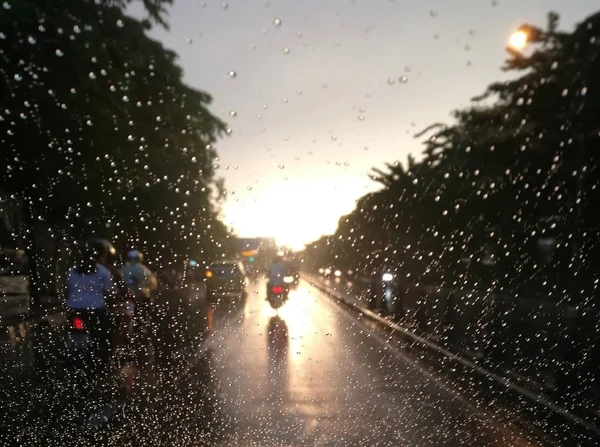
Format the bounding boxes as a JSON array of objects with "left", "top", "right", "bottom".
[{"left": 509, "top": 30, "right": 528, "bottom": 50}]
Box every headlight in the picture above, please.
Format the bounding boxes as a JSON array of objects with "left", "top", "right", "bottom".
[
  {"left": 283, "top": 276, "right": 294, "bottom": 284},
  {"left": 334, "top": 270, "right": 342, "bottom": 277},
  {"left": 382, "top": 273, "right": 394, "bottom": 282}
]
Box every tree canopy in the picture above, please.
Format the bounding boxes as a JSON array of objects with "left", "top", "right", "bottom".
[
  {"left": 306, "top": 11, "right": 600, "bottom": 300},
  {"left": 0, "top": 0, "right": 233, "bottom": 265}
]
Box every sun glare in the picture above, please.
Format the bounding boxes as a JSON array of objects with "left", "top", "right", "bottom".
[{"left": 509, "top": 30, "right": 528, "bottom": 50}]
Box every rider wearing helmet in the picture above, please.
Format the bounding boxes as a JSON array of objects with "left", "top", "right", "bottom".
[
  {"left": 268, "top": 255, "right": 287, "bottom": 286},
  {"left": 65, "top": 241, "right": 113, "bottom": 366},
  {"left": 122, "top": 250, "right": 157, "bottom": 357}
]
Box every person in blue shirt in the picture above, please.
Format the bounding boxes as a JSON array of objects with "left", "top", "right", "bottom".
[{"left": 65, "top": 242, "right": 113, "bottom": 366}]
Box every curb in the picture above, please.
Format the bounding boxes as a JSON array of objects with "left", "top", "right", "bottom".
[{"left": 303, "top": 273, "right": 600, "bottom": 439}]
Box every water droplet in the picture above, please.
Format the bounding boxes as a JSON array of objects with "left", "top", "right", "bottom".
[
  {"left": 551, "top": 61, "right": 558, "bottom": 70},
  {"left": 86, "top": 120, "right": 93, "bottom": 126},
  {"left": 331, "top": 135, "right": 337, "bottom": 141},
  {"left": 430, "top": 9, "right": 438, "bottom": 18},
  {"left": 155, "top": 116, "right": 162, "bottom": 122},
  {"left": 55, "top": 49, "right": 64, "bottom": 57},
  {"left": 0, "top": 32, "right": 5, "bottom": 39},
  {"left": 358, "top": 115, "right": 365, "bottom": 121},
  {"left": 387, "top": 78, "right": 395, "bottom": 85},
  {"left": 226, "top": 128, "right": 233, "bottom": 135},
  {"left": 89, "top": 72, "right": 96, "bottom": 80},
  {"left": 282, "top": 98, "right": 288, "bottom": 103},
  {"left": 581, "top": 86, "right": 588, "bottom": 96},
  {"left": 73, "top": 25, "right": 81, "bottom": 34},
  {"left": 221, "top": 1, "right": 228, "bottom": 10},
  {"left": 433, "top": 33, "right": 440, "bottom": 40},
  {"left": 14, "top": 73, "right": 22, "bottom": 81},
  {"left": 399, "top": 75, "right": 408, "bottom": 83},
  {"left": 273, "top": 18, "right": 282, "bottom": 27},
  {"left": 283, "top": 48, "right": 290, "bottom": 54},
  {"left": 3, "top": 2, "right": 11, "bottom": 10},
  {"left": 109, "top": 85, "right": 116, "bottom": 92},
  {"left": 28, "top": 36, "right": 36, "bottom": 44},
  {"left": 278, "top": 164, "right": 285, "bottom": 169},
  {"left": 122, "top": 95, "right": 129, "bottom": 102},
  {"left": 116, "top": 19, "right": 124, "bottom": 28},
  {"left": 562, "top": 88, "right": 569, "bottom": 97},
  {"left": 296, "top": 89, "right": 303, "bottom": 95},
  {"left": 127, "top": 135, "right": 134, "bottom": 141},
  {"left": 186, "top": 37, "right": 193, "bottom": 44},
  {"left": 228, "top": 70, "right": 237, "bottom": 78},
  {"left": 230, "top": 110, "right": 237, "bottom": 117},
  {"left": 296, "top": 31, "right": 303, "bottom": 38}
]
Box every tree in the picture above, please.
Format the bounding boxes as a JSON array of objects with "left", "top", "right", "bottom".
[{"left": 0, "top": 0, "right": 232, "bottom": 265}]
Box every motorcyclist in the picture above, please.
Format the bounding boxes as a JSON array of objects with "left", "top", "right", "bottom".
[
  {"left": 122, "top": 250, "right": 157, "bottom": 357},
  {"left": 65, "top": 241, "right": 113, "bottom": 367},
  {"left": 268, "top": 255, "right": 287, "bottom": 287}
]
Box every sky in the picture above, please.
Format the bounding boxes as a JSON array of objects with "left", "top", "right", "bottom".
[{"left": 130, "top": 0, "right": 598, "bottom": 249}]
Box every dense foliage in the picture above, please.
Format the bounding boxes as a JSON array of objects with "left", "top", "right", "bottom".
[
  {"left": 306, "top": 11, "right": 600, "bottom": 301},
  {"left": 0, "top": 0, "right": 233, "bottom": 265}
]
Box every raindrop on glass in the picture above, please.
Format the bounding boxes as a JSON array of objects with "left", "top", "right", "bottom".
[
  {"left": 273, "top": 18, "right": 282, "bottom": 27},
  {"left": 89, "top": 72, "right": 96, "bottom": 80},
  {"left": 228, "top": 70, "right": 237, "bottom": 78},
  {"left": 55, "top": 49, "right": 64, "bottom": 57},
  {"left": 28, "top": 36, "right": 36, "bottom": 44},
  {"left": 387, "top": 78, "right": 395, "bottom": 85},
  {"left": 399, "top": 75, "right": 408, "bottom": 83},
  {"left": 230, "top": 110, "right": 237, "bottom": 117},
  {"left": 116, "top": 19, "right": 124, "bottom": 28},
  {"left": 283, "top": 48, "right": 290, "bottom": 54}
]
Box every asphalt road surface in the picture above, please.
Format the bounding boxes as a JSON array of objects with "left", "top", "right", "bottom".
[{"left": 1, "top": 278, "right": 543, "bottom": 446}]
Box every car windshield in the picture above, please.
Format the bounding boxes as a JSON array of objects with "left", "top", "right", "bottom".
[{"left": 2, "top": 1, "right": 600, "bottom": 446}]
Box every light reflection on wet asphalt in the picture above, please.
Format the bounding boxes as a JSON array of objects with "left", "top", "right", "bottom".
[
  {"left": 206, "top": 278, "right": 539, "bottom": 447},
  {"left": 0, "top": 278, "right": 540, "bottom": 446}
]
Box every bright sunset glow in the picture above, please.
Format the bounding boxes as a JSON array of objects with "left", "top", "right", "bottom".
[{"left": 222, "top": 176, "right": 372, "bottom": 250}]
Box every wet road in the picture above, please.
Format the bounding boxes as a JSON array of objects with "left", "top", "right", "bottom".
[
  {"left": 1, "top": 278, "right": 542, "bottom": 446},
  {"left": 207, "top": 278, "right": 540, "bottom": 446}
]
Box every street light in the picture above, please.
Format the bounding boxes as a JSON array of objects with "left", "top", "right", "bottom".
[{"left": 509, "top": 30, "right": 528, "bottom": 50}]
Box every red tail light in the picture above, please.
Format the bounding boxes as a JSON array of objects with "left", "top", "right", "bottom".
[
  {"left": 73, "top": 316, "right": 84, "bottom": 330},
  {"left": 272, "top": 286, "right": 284, "bottom": 294}
]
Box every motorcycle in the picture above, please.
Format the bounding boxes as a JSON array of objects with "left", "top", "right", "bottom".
[
  {"left": 267, "top": 275, "right": 294, "bottom": 309},
  {"left": 64, "top": 309, "right": 111, "bottom": 371}
]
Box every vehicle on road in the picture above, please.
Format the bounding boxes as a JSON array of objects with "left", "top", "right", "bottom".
[
  {"left": 205, "top": 260, "right": 247, "bottom": 305},
  {"left": 266, "top": 280, "right": 290, "bottom": 309}
]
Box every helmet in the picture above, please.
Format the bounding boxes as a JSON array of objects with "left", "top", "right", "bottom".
[
  {"left": 87, "top": 236, "right": 116, "bottom": 260},
  {"left": 127, "top": 249, "right": 143, "bottom": 263}
]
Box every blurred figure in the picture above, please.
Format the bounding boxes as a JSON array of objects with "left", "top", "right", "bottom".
[
  {"left": 122, "top": 250, "right": 158, "bottom": 360},
  {"left": 65, "top": 242, "right": 113, "bottom": 367},
  {"left": 268, "top": 255, "right": 287, "bottom": 286}
]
